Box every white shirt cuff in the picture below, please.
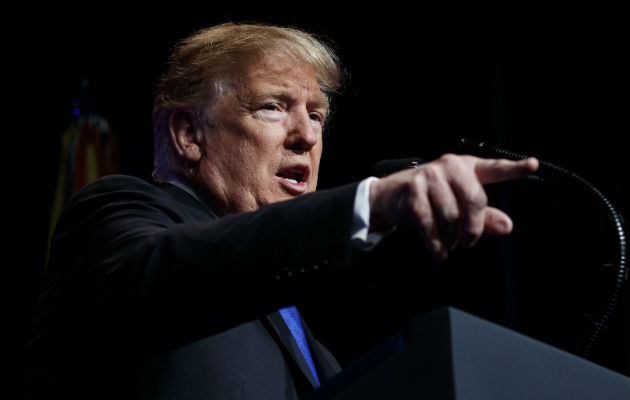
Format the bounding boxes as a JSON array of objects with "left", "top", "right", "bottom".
[{"left": 351, "top": 177, "right": 393, "bottom": 251}]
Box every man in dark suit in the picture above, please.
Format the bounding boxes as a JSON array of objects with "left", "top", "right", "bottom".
[{"left": 27, "top": 22, "right": 538, "bottom": 399}]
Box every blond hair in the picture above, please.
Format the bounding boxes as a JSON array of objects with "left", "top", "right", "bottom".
[{"left": 152, "top": 22, "right": 345, "bottom": 182}]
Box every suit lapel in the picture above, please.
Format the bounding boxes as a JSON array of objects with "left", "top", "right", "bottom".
[
  {"left": 266, "top": 311, "right": 321, "bottom": 389},
  {"left": 300, "top": 315, "right": 342, "bottom": 381}
]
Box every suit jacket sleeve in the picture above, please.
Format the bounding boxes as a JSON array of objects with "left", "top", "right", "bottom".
[{"left": 41, "top": 175, "right": 359, "bottom": 352}]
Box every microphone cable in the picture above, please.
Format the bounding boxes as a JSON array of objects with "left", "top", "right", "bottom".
[{"left": 458, "top": 137, "right": 627, "bottom": 360}]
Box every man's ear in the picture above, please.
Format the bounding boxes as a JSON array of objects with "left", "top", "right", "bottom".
[{"left": 168, "top": 109, "right": 203, "bottom": 163}]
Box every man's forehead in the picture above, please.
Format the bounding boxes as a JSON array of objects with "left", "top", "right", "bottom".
[{"left": 230, "top": 54, "right": 327, "bottom": 104}]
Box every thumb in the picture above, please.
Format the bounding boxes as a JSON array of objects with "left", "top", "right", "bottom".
[{"left": 484, "top": 207, "right": 513, "bottom": 235}]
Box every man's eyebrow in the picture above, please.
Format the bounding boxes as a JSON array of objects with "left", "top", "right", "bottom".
[
  {"left": 244, "top": 89, "right": 329, "bottom": 109},
  {"left": 309, "top": 97, "right": 330, "bottom": 111}
]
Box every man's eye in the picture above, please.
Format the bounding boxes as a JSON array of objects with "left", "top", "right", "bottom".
[
  {"left": 262, "top": 104, "right": 281, "bottom": 111},
  {"left": 310, "top": 113, "right": 323, "bottom": 123}
]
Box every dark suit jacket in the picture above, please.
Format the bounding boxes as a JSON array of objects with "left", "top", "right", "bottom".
[{"left": 27, "top": 175, "right": 360, "bottom": 399}]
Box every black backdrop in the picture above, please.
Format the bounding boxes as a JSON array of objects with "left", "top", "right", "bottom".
[{"left": 8, "top": 4, "right": 629, "bottom": 397}]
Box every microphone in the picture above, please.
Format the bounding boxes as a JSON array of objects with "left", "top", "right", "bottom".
[
  {"left": 457, "top": 137, "right": 627, "bottom": 359},
  {"left": 370, "top": 157, "right": 426, "bottom": 178},
  {"left": 371, "top": 140, "right": 626, "bottom": 359}
]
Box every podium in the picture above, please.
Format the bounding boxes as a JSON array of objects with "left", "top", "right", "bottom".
[{"left": 307, "top": 307, "right": 629, "bottom": 399}]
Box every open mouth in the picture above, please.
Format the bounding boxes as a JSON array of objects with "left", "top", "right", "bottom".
[
  {"left": 277, "top": 171, "right": 304, "bottom": 184},
  {"left": 275, "top": 165, "right": 310, "bottom": 193}
]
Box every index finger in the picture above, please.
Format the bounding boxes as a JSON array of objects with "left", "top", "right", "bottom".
[{"left": 474, "top": 157, "right": 539, "bottom": 185}]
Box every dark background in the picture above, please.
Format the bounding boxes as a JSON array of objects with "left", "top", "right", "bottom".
[{"left": 7, "top": 4, "right": 629, "bottom": 397}]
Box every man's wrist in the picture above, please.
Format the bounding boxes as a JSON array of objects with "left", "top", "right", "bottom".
[{"left": 351, "top": 177, "right": 393, "bottom": 250}]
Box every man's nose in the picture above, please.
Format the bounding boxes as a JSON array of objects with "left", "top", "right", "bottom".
[{"left": 285, "top": 109, "right": 318, "bottom": 152}]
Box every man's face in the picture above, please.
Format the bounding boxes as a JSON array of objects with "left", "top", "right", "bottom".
[{"left": 193, "top": 53, "right": 327, "bottom": 214}]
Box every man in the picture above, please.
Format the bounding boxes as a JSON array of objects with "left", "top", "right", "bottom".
[{"left": 27, "top": 22, "right": 538, "bottom": 399}]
